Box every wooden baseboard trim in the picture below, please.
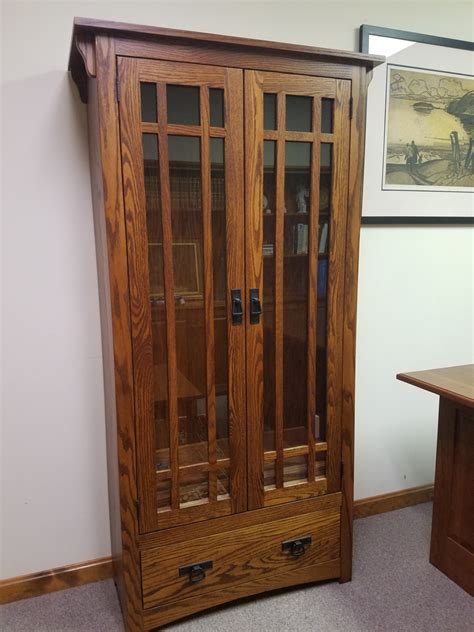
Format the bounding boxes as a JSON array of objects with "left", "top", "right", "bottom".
[
  {"left": 0, "top": 556, "right": 113, "bottom": 605},
  {"left": 354, "top": 484, "right": 434, "bottom": 519},
  {"left": 0, "top": 485, "right": 434, "bottom": 605}
]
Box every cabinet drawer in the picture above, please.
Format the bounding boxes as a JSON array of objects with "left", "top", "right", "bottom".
[{"left": 141, "top": 505, "right": 340, "bottom": 609}]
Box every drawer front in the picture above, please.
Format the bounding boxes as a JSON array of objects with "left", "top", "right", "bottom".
[{"left": 141, "top": 505, "right": 340, "bottom": 608}]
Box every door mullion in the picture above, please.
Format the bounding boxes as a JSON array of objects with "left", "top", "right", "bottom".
[
  {"left": 307, "top": 97, "right": 322, "bottom": 482},
  {"left": 274, "top": 92, "right": 285, "bottom": 490},
  {"left": 200, "top": 85, "right": 218, "bottom": 503},
  {"left": 156, "top": 82, "right": 180, "bottom": 511}
]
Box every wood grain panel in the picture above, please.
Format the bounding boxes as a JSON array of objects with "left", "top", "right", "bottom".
[
  {"left": 397, "top": 365, "right": 474, "bottom": 409},
  {"left": 223, "top": 67, "right": 247, "bottom": 515},
  {"left": 430, "top": 398, "right": 474, "bottom": 596},
  {"left": 139, "top": 492, "right": 341, "bottom": 549},
  {"left": 90, "top": 36, "right": 143, "bottom": 630},
  {"left": 245, "top": 70, "right": 265, "bottom": 510},
  {"left": 119, "top": 57, "right": 161, "bottom": 528},
  {"left": 264, "top": 479, "right": 327, "bottom": 507},
  {"left": 115, "top": 39, "right": 357, "bottom": 83},
  {"left": 325, "top": 79, "right": 350, "bottom": 494},
  {"left": 71, "top": 17, "right": 383, "bottom": 67},
  {"left": 141, "top": 506, "right": 340, "bottom": 608},
  {"left": 142, "top": 559, "right": 340, "bottom": 630}
]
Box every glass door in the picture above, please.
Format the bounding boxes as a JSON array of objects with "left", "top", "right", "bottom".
[
  {"left": 245, "top": 71, "right": 351, "bottom": 508},
  {"left": 118, "top": 58, "right": 246, "bottom": 532}
]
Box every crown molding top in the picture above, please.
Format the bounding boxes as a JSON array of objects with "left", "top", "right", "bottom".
[{"left": 68, "top": 17, "right": 385, "bottom": 103}]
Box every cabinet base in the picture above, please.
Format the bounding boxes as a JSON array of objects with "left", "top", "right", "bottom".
[{"left": 142, "top": 558, "right": 340, "bottom": 630}]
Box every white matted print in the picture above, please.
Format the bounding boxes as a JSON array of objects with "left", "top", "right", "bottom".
[
  {"left": 383, "top": 65, "right": 473, "bottom": 192},
  {"left": 362, "top": 39, "right": 473, "bottom": 219}
]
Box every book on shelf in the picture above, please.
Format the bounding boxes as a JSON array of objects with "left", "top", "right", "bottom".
[
  {"left": 292, "top": 223, "right": 308, "bottom": 255},
  {"left": 318, "top": 221, "right": 328, "bottom": 254},
  {"left": 317, "top": 259, "right": 328, "bottom": 298},
  {"left": 263, "top": 243, "right": 274, "bottom": 257}
]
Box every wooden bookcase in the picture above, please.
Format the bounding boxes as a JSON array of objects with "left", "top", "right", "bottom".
[{"left": 69, "top": 18, "right": 383, "bottom": 630}]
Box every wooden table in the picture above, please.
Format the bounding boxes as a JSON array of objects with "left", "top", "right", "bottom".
[{"left": 397, "top": 365, "right": 474, "bottom": 595}]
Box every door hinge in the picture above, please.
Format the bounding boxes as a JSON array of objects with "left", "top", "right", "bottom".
[
  {"left": 349, "top": 97, "right": 353, "bottom": 120},
  {"left": 115, "top": 77, "right": 121, "bottom": 103}
]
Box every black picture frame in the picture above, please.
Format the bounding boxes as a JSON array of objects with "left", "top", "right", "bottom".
[{"left": 359, "top": 24, "right": 474, "bottom": 226}]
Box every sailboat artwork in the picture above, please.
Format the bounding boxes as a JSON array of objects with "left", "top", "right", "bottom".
[{"left": 383, "top": 65, "right": 474, "bottom": 191}]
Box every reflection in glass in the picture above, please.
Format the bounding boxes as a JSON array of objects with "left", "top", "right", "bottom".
[
  {"left": 283, "top": 142, "right": 311, "bottom": 448},
  {"left": 264, "top": 461, "right": 276, "bottom": 489},
  {"left": 143, "top": 134, "right": 170, "bottom": 481},
  {"left": 168, "top": 135, "right": 208, "bottom": 470},
  {"left": 263, "top": 140, "right": 276, "bottom": 452},
  {"left": 180, "top": 470, "right": 208, "bottom": 507},
  {"left": 286, "top": 95, "right": 312, "bottom": 132},
  {"left": 315, "top": 450, "right": 327, "bottom": 479},
  {"left": 167, "top": 85, "right": 200, "bottom": 125},
  {"left": 210, "top": 89, "right": 224, "bottom": 127},
  {"left": 283, "top": 456, "right": 307, "bottom": 485},
  {"left": 316, "top": 142, "right": 333, "bottom": 444},
  {"left": 217, "top": 468, "right": 230, "bottom": 499},
  {"left": 141, "top": 83, "right": 157, "bottom": 122},
  {"left": 157, "top": 480, "right": 171, "bottom": 511},
  {"left": 321, "top": 98, "right": 334, "bottom": 133},
  {"left": 264, "top": 94, "right": 277, "bottom": 130},
  {"left": 211, "top": 138, "right": 229, "bottom": 459}
]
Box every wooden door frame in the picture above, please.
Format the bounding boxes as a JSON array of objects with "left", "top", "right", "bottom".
[
  {"left": 244, "top": 70, "right": 351, "bottom": 510},
  {"left": 117, "top": 56, "right": 247, "bottom": 533}
]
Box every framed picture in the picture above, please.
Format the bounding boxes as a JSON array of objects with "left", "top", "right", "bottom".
[{"left": 360, "top": 25, "right": 474, "bottom": 224}]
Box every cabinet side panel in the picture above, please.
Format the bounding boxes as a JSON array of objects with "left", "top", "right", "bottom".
[
  {"left": 340, "top": 66, "right": 368, "bottom": 582},
  {"left": 93, "top": 36, "right": 143, "bottom": 630},
  {"left": 87, "top": 75, "right": 124, "bottom": 602}
]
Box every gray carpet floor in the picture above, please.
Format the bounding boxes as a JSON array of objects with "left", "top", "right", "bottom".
[{"left": 1, "top": 503, "right": 473, "bottom": 631}]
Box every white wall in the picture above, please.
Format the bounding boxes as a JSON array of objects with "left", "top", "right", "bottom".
[{"left": 1, "top": 1, "right": 473, "bottom": 578}]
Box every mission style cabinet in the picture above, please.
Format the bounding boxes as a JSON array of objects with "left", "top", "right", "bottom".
[{"left": 69, "top": 18, "right": 382, "bottom": 631}]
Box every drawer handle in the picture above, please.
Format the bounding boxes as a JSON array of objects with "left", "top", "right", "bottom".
[
  {"left": 179, "top": 560, "right": 213, "bottom": 584},
  {"left": 281, "top": 536, "right": 312, "bottom": 558}
]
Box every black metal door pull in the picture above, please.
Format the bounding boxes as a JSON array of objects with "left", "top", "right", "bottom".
[
  {"left": 249, "top": 288, "right": 262, "bottom": 324},
  {"left": 231, "top": 289, "right": 243, "bottom": 325}
]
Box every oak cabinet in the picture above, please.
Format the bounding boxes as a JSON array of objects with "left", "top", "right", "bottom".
[{"left": 69, "top": 18, "right": 382, "bottom": 630}]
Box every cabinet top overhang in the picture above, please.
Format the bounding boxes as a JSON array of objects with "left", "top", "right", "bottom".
[{"left": 68, "top": 17, "right": 385, "bottom": 103}]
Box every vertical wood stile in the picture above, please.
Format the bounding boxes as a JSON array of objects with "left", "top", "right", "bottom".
[
  {"left": 306, "top": 97, "right": 322, "bottom": 482},
  {"left": 275, "top": 92, "right": 285, "bottom": 489},
  {"left": 157, "top": 82, "right": 180, "bottom": 510},
  {"left": 326, "top": 80, "right": 350, "bottom": 493},
  {"left": 225, "top": 67, "right": 247, "bottom": 513},
  {"left": 200, "top": 85, "right": 218, "bottom": 503},
  {"left": 245, "top": 71, "right": 265, "bottom": 509}
]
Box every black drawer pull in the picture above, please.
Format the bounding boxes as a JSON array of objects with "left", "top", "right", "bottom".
[
  {"left": 179, "top": 560, "right": 213, "bottom": 584},
  {"left": 281, "top": 536, "right": 312, "bottom": 558}
]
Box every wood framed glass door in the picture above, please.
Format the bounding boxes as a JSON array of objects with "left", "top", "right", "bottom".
[
  {"left": 245, "top": 71, "right": 351, "bottom": 509},
  {"left": 118, "top": 57, "right": 246, "bottom": 532}
]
